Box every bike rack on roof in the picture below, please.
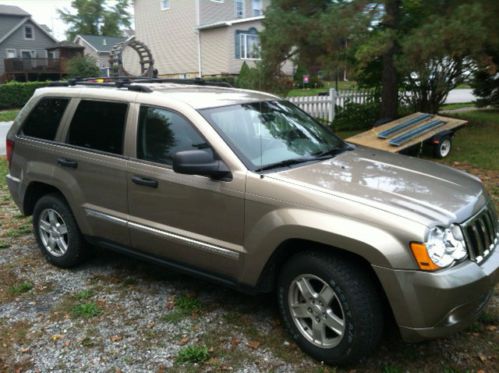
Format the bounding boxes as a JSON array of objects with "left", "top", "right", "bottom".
[{"left": 47, "top": 76, "right": 233, "bottom": 93}]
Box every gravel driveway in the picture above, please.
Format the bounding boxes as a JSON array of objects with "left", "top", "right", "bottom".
[{"left": 0, "top": 160, "right": 498, "bottom": 372}]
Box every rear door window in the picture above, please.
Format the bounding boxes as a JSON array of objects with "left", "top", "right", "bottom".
[
  {"left": 21, "top": 98, "right": 69, "bottom": 140},
  {"left": 67, "top": 100, "right": 128, "bottom": 155}
]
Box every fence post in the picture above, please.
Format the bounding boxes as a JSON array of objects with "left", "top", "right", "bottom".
[{"left": 329, "top": 88, "right": 337, "bottom": 124}]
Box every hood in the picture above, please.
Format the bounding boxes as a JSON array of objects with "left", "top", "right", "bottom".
[{"left": 269, "top": 147, "right": 486, "bottom": 225}]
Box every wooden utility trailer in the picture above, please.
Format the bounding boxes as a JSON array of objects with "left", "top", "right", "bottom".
[{"left": 345, "top": 112, "right": 468, "bottom": 158}]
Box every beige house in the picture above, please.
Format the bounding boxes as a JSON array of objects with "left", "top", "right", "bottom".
[{"left": 134, "top": 0, "right": 292, "bottom": 77}]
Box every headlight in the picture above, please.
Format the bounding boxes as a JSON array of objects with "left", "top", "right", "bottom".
[{"left": 410, "top": 225, "right": 467, "bottom": 271}]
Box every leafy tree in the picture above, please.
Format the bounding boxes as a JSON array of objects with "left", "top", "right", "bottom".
[
  {"left": 471, "top": 1, "right": 499, "bottom": 108},
  {"left": 260, "top": 0, "right": 492, "bottom": 115},
  {"left": 66, "top": 55, "right": 100, "bottom": 78},
  {"left": 58, "top": 0, "right": 131, "bottom": 40}
]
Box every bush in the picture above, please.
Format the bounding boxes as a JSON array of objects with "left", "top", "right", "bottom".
[
  {"left": 333, "top": 98, "right": 380, "bottom": 131},
  {"left": 293, "top": 65, "right": 323, "bottom": 89},
  {"left": 0, "top": 81, "right": 50, "bottom": 110},
  {"left": 66, "top": 55, "right": 100, "bottom": 78}
]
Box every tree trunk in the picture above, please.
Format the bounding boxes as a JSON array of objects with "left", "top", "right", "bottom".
[{"left": 380, "top": 0, "right": 400, "bottom": 120}]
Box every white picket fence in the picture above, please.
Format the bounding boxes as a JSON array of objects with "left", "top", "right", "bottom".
[{"left": 288, "top": 88, "right": 375, "bottom": 123}]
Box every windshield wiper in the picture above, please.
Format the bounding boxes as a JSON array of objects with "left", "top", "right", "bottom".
[
  {"left": 313, "top": 144, "right": 352, "bottom": 158},
  {"left": 254, "top": 157, "right": 317, "bottom": 172}
]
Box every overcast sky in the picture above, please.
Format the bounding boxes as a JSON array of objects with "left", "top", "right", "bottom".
[{"left": 0, "top": 0, "right": 134, "bottom": 41}]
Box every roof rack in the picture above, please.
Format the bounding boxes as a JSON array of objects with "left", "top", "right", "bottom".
[{"left": 47, "top": 76, "right": 233, "bottom": 93}]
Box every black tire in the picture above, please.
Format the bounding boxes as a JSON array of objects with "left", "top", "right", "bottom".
[
  {"left": 277, "top": 251, "right": 384, "bottom": 365},
  {"left": 33, "top": 193, "right": 86, "bottom": 268},
  {"left": 433, "top": 136, "right": 452, "bottom": 158}
]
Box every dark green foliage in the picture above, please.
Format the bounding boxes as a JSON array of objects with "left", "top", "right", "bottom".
[
  {"left": 293, "top": 65, "right": 323, "bottom": 89},
  {"left": 333, "top": 96, "right": 380, "bottom": 132},
  {"left": 58, "top": 0, "right": 131, "bottom": 40},
  {"left": 236, "top": 62, "right": 255, "bottom": 89},
  {"left": 0, "top": 81, "right": 50, "bottom": 110},
  {"left": 262, "top": 0, "right": 497, "bottom": 116},
  {"left": 66, "top": 55, "right": 100, "bottom": 78},
  {"left": 473, "top": 49, "right": 499, "bottom": 108},
  {"left": 176, "top": 345, "right": 210, "bottom": 364}
]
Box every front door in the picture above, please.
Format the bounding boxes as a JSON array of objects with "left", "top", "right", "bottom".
[{"left": 127, "top": 105, "right": 245, "bottom": 278}]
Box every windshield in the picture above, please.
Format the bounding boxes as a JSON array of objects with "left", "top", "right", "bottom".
[{"left": 200, "top": 101, "right": 346, "bottom": 171}]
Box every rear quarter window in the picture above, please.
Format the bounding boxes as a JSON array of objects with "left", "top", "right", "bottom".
[
  {"left": 21, "top": 98, "right": 70, "bottom": 140},
  {"left": 67, "top": 100, "right": 128, "bottom": 155}
]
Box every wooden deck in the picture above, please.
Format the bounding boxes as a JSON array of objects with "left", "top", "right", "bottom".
[{"left": 346, "top": 112, "right": 468, "bottom": 152}]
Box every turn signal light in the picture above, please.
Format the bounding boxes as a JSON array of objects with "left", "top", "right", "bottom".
[{"left": 410, "top": 242, "right": 439, "bottom": 271}]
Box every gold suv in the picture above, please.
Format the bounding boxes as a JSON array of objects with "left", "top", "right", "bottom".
[{"left": 5, "top": 79, "right": 499, "bottom": 365}]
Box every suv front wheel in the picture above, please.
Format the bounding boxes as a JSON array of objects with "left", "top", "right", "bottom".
[
  {"left": 33, "top": 194, "right": 86, "bottom": 268},
  {"left": 277, "top": 251, "right": 384, "bottom": 365}
]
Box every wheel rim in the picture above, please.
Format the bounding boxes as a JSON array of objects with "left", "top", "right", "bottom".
[
  {"left": 439, "top": 139, "right": 451, "bottom": 157},
  {"left": 288, "top": 274, "right": 345, "bottom": 349},
  {"left": 38, "top": 208, "right": 69, "bottom": 257}
]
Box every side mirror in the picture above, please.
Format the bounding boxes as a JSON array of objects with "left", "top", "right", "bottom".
[{"left": 172, "top": 150, "right": 232, "bottom": 180}]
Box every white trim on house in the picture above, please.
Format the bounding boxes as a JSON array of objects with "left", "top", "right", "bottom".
[
  {"left": 20, "top": 49, "right": 35, "bottom": 58},
  {"left": 5, "top": 48, "right": 17, "bottom": 58},
  {"left": 73, "top": 35, "right": 99, "bottom": 53},
  {"left": 160, "top": 0, "right": 170, "bottom": 10},
  {"left": 198, "top": 15, "right": 265, "bottom": 30},
  {"left": 239, "top": 33, "right": 261, "bottom": 60},
  {"left": 235, "top": 0, "right": 245, "bottom": 18},
  {"left": 23, "top": 24, "right": 34, "bottom": 40}
]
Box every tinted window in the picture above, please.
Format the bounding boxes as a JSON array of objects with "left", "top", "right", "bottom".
[
  {"left": 68, "top": 100, "right": 128, "bottom": 155},
  {"left": 137, "top": 106, "right": 209, "bottom": 165},
  {"left": 22, "top": 98, "right": 69, "bottom": 140}
]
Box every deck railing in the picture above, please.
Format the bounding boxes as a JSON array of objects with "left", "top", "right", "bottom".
[{"left": 4, "top": 58, "right": 64, "bottom": 74}]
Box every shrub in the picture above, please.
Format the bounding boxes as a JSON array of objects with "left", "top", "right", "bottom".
[
  {"left": 293, "top": 64, "right": 323, "bottom": 89},
  {"left": 66, "top": 55, "right": 100, "bottom": 78},
  {"left": 0, "top": 81, "right": 51, "bottom": 110},
  {"left": 333, "top": 98, "right": 380, "bottom": 131}
]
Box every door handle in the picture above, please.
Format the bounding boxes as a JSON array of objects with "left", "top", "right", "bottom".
[
  {"left": 57, "top": 158, "right": 78, "bottom": 169},
  {"left": 132, "top": 175, "right": 159, "bottom": 188}
]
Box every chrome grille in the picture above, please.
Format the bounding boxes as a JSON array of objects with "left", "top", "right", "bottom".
[{"left": 461, "top": 204, "right": 498, "bottom": 263}]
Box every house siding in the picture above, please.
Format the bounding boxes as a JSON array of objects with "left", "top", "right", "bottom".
[
  {"left": 133, "top": 0, "right": 291, "bottom": 77},
  {"left": 134, "top": 0, "right": 199, "bottom": 77},
  {"left": 0, "top": 19, "right": 57, "bottom": 75},
  {"left": 200, "top": 0, "right": 271, "bottom": 25}
]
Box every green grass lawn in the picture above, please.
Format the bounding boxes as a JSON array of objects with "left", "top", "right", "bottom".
[
  {"left": 287, "top": 81, "right": 359, "bottom": 97},
  {"left": 443, "top": 110, "right": 499, "bottom": 170},
  {"left": 439, "top": 102, "right": 477, "bottom": 111},
  {"left": 0, "top": 110, "right": 19, "bottom": 122}
]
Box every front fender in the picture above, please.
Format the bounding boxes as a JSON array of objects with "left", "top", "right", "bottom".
[{"left": 240, "top": 207, "right": 424, "bottom": 286}]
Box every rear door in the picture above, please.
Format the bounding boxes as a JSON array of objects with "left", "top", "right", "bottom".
[{"left": 55, "top": 99, "right": 131, "bottom": 246}]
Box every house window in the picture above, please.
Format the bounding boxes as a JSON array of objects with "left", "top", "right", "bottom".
[
  {"left": 252, "top": 0, "right": 263, "bottom": 16},
  {"left": 239, "top": 33, "right": 260, "bottom": 60},
  {"left": 235, "top": 0, "right": 245, "bottom": 18},
  {"left": 160, "top": 0, "right": 170, "bottom": 10},
  {"left": 24, "top": 25, "right": 34, "bottom": 40},
  {"left": 6, "top": 49, "right": 16, "bottom": 58}
]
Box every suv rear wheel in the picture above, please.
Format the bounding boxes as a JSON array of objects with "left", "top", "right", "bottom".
[
  {"left": 277, "top": 251, "right": 383, "bottom": 365},
  {"left": 33, "top": 194, "right": 86, "bottom": 268}
]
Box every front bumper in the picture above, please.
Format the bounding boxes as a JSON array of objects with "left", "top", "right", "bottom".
[{"left": 373, "top": 238, "right": 499, "bottom": 342}]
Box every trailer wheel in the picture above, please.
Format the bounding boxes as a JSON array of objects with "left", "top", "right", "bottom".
[{"left": 433, "top": 136, "right": 452, "bottom": 158}]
